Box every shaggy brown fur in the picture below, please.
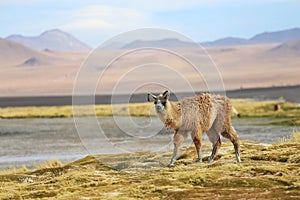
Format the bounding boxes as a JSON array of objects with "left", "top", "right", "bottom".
[{"left": 148, "top": 90, "right": 241, "bottom": 166}]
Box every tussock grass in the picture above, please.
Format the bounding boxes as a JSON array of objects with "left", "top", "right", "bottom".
[
  {"left": 280, "top": 131, "right": 300, "bottom": 143},
  {"left": 0, "top": 138, "right": 299, "bottom": 199},
  {"left": 0, "top": 165, "right": 29, "bottom": 175},
  {"left": 290, "top": 131, "right": 300, "bottom": 143},
  {"left": 35, "top": 159, "right": 63, "bottom": 170}
]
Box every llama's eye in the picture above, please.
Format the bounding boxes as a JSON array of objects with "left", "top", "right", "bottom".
[
  {"left": 154, "top": 101, "right": 157, "bottom": 104},
  {"left": 162, "top": 102, "right": 166, "bottom": 107}
]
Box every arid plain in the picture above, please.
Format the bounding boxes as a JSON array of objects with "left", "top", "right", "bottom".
[{"left": 1, "top": 37, "right": 300, "bottom": 96}]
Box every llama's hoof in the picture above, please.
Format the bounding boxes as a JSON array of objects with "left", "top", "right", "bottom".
[
  {"left": 207, "top": 159, "right": 213, "bottom": 164},
  {"left": 167, "top": 163, "right": 174, "bottom": 167},
  {"left": 195, "top": 159, "right": 202, "bottom": 163},
  {"left": 236, "top": 154, "right": 241, "bottom": 163}
]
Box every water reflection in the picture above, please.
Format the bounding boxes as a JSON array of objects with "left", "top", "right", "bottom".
[{"left": 0, "top": 116, "right": 295, "bottom": 169}]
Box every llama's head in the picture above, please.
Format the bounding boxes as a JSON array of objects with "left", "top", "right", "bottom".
[{"left": 147, "top": 90, "right": 170, "bottom": 114}]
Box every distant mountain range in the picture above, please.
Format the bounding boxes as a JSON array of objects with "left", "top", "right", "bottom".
[
  {"left": 201, "top": 27, "right": 300, "bottom": 46},
  {"left": 101, "top": 27, "right": 300, "bottom": 49},
  {"left": 0, "top": 27, "right": 299, "bottom": 67},
  {"left": 6, "top": 29, "right": 91, "bottom": 52},
  {"left": 4, "top": 27, "right": 300, "bottom": 51}
]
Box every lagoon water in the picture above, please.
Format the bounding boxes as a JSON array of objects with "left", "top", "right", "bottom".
[{"left": 0, "top": 116, "right": 296, "bottom": 169}]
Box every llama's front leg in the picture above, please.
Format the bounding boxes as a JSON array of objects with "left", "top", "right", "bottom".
[
  {"left": 192, "top": 126, "right": 203, "bottom": 163},
  {"left": 207, "top": 127, "right": 222, "bottom": 164},
  {"left": 168, "top": 130, "right": 186, "bottom": 167}
]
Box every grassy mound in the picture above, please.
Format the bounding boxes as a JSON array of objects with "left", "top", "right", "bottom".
[{"left": 1, "top": 133, "right": 300, "bottom": 199}]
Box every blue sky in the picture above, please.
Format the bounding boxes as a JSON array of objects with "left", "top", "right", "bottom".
[{"left": 1, "top": 0, "right": 300, "bottom": 47}]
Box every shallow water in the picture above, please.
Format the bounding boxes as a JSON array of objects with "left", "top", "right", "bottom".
[{"left": 0, "top": 116, "right": 296, "bottom": 169}]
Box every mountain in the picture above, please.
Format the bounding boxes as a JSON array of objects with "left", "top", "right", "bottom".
[
  {"left": 122, "top": 38, "right": 198, "bottom": 49},
  {"left": 269, "top": 39, "right": 300, "bottom": 55},
  {"left": 201, "top": 27, "right": 300, "bottom": 47},
  {"left": 201, "top": 37, "right": 248, "bottom": 47},
  {"left": 0, "top": 38, "right": 47, "bottom": 65},
  {"left": 6, "top": 29, "right": 91, "bottom": 52},
  {"left": 250, "top": 28, "right": 300, "bottom": 43}
]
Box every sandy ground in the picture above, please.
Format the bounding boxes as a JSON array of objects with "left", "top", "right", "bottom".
[{"left": 0, "top": 42, "right": 299, "bottom": 97}]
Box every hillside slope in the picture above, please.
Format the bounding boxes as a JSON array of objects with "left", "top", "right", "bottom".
[
  {"left": 0, "top": 38, "right": 48, "bottom": 65},
  {"left": 7, "top": 29, "right": 91, "bottom": 51}
]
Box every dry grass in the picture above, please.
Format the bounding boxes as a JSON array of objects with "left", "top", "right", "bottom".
[
  {"left": 0, "top": 103, "right": 155, "bottom": 118},
  {"left": 0, "top": 106, "right": 74, "bottom": 118},
  {"left": 233, "top": 100, "right": 300, "bottom": 118},
  {"left": 35, "top": 159, "right": 63, "bottom": 171},
  {"left": 0, "top": 165, "right": 29, "bottom": 175},
  {"left": 0, "top": 99, "right": 299, "bottom": 126},
  {"left": 290, "top": 131, "right": 300, "bottom": 143},
  {"left": 0, "top": 99, "right": 299, "bottom": 118},
  {"left": 233, "top": 100, "right": 300, "bottom": 126},
  {"left": 0, "top": 135, "right": 299, "bottom": 199}
]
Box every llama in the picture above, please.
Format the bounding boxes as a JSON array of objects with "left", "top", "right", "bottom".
[{"left": 148, "top": 90, "right": 241, "bottom": 166}]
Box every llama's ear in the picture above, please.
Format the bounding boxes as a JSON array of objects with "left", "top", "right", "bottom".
[
  {"left": 147, "top": 93, "right": 157, "bottom": 102},
  {"left": 163, "top": 90, "right": 170, "bottom": 100}
]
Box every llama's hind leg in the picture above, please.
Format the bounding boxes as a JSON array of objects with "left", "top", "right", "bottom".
[
  {"left": 221, "top": 126, "right": 241, "bottom": 162},
  {"left": 191, "top": 126, "right": 203, "bottom": 163},
  {"left": 168, "top": 130, "right": 187, "bottom": 167},
  {"left": 208, "top": 137, "right": 221, "bottom": 163},
  {"left": 206, "top": 129, "right": 221, "bottom": 163}
]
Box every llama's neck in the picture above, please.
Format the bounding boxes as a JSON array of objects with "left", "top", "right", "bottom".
[
  {"left": 166, "top": 101, "right": 181, "bottom": 119},
  {"left": 159, "top": 101, "right": 181, "bottom": 130}
]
